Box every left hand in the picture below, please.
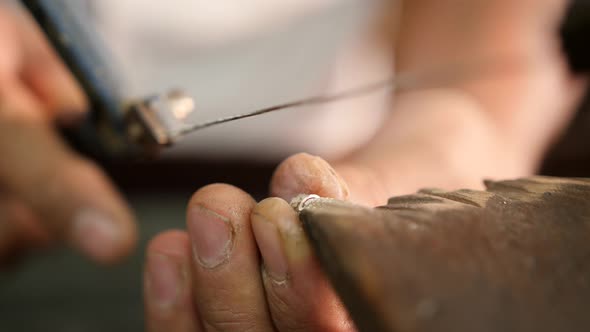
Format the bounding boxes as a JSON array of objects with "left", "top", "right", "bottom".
[{"left": 143, "top": 184, "right": 355, "bottom": 332}]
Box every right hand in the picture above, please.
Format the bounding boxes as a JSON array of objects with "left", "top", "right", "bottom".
[{"left": 0, "top": 5, "right": 136, "bottom": 266}]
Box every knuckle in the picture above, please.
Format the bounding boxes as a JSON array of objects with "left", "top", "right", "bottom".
[
  {"left": 200, "top": 303, "right": 260, "bottom": 332},
  {"left": 264, "top": 279, "right": 310, "bottom": 332}
]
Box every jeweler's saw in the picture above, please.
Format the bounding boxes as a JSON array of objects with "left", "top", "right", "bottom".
[
  {"left": 22, "top": 0, "right": 400, "bottom": 159},
  {"left": 22, "top": 0, "right": 589, "bottom": 161}
]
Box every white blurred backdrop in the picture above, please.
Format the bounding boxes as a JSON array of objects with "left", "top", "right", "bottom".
[{"left": 68, "top": 0, "right": 394, "bottom": 160}]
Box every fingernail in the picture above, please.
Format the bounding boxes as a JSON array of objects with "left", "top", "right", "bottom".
[
  {"left": 187, "top": 205, "right": 233, "bottom": 269},
  {"left": 145, "top": 254, "right": 181, "bottom": 309},
  {"left": 252, "top": 207, "right": 289, "bottom": 281},
  {"left": 273, "top": 154, "right": 349, "bottom": 201},
  {"left": 72, "top": 209, "right": 121, "bottom": 260}
]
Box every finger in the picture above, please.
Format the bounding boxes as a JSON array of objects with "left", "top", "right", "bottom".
[
  {"left": 11, "top": 5, "right": 87, "bottom": 117},
  {"left": 0, "top": 6, "right": 22, "bottom": 82},
  {"left": 186, "top": 184, "right": 274, "bottom": 332},
  {"left": 252, "top": 198, "right": 355, "bottom": 332},
  {"left": 0, "top": 196, "right": 47, "bottom": 265},
  {"left": 271, "top": 153, "right": 394, "bottom": 207},
  {"left": 145, "top": 230, "right": 201, "bottom": 332},
  {"left": 0, "top": 84, "right": 136, "bottom": 264},
  {"left": 270, "top": 153, "right": 350, "bottom": 202},
  {"left": 331, "top": 162, "right": 393, "bottom": 206},
  {"left": 0, "top": 198, "right": 31, "bottom": 255}
]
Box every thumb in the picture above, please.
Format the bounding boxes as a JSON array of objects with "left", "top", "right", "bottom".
[
  {"left": 270, "top": 153, "right": 392, "bottom": 206},
  {"left": 0, "top": 83, "right": 137, "bottom": 264},
  {"left": 270, "top": 153, "right": 350, "bottom": 202}
]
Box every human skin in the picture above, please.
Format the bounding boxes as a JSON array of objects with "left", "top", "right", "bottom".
[
  {"left": 0, "top": 6, "right": 136, "bottom": 265},
  {"left": 143, "top": 0, "right": 587, "bottom": 331}
]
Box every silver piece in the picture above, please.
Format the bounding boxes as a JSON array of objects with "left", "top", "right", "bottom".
[
  {"left": 126, "top": 103, "right": 171, "bottom": 146},
  {"left": 146, "top": 90, "right": 195, "bottom": 123},
  {"left": 126, "top": 90, "right": 195, "bottom": 147},
  {"left": 290, "top": 194, "right": 321, "bottom": 213}
]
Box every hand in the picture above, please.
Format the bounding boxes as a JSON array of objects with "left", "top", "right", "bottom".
[
  {"left": 0, "top": 5, "right": 136, "bottom": 265},
  {"left": 272, "top": 0, "right": 587, "bottom": 205},
  {"left": 144, "top": 184, "right": 355, "bottom": 332},
  {"left": 142, "top": 0, "right": 587, "bottom": 330}
]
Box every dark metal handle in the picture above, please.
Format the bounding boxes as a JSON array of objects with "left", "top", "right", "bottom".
[{"left": 20, "top": 0, "right": 155, "bottom": 159}]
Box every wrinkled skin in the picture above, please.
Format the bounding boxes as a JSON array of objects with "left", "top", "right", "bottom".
[{"left": 143, "top": 1, "right": 587, "bottom": 331}]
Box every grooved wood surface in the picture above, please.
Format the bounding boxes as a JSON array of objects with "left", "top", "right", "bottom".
[{"left": 301, "top": 177, "right": 590, "bottom": 332}]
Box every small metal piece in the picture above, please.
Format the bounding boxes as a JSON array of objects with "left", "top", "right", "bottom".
[
  {"left": 291, "top": 194, "right": 321, "bottom": 213},
  {"left": 126, "top": 104, "right": 170, "bottom": 146},
  {"left": 126, "top": 90, "right": 196, "bottom": 147},
  {"left": 145, "top": 90, "right": 196, "bottom": 125}
]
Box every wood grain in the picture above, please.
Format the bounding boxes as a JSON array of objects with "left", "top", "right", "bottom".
[{"left": 300, "top": 176, "right": 590, "bottom": 332}]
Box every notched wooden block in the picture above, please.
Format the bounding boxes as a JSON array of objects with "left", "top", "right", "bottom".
[{"left": 300, "top": 176, "right": 590, "bottom": 332}]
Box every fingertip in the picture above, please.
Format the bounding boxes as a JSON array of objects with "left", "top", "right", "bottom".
[
  {"left": 14, "top": 4, "right": 88, "bottom": 117},
  {"left": 144, "top": 231, "right": 197, "bottom": 330},
  {"left": 251, "top": 198, "right": 294, "bottom": 282},
  {"left": 187, "top": 183, "right": 256, "bottom": 223},
  {"left": 186, "top": 184, "right": 274, "bottom": 331},
  {"left": 71, "top": 207, "right": 137, "bottom": 265},
  {"left": 146, "top": 230, "right": 191, "bottom": 258},
  {"left": 270, "top": 153, "right": 350, "bottom": 201},
  {"left": 186, "top": 183, "right": 257, "bottom": 269},
  {"left": 253, "top": 197, "right": 354, "bottom": 331},
  {"left": 254, "top": 197, "right": 312, "bottom": 269},
  {"left": 253, "top": 197, "right": 292, "bottom": 218},
  {"left": 64, "top": 160, "right": 138, "bottom": 265},
  {"left": 0, "top": 12, "right": 21, "bottom": 82},
  {"left": 253, "top": 197, "right": 301, "bottom": 244},
  {"left": 105, "top": 213, "right": 138, "bottom": 264},
  {"left": 23, "top": 59, "right": 88, "bottom": 117},
  {"left": 0, "top": 80, "right": 128, "bottom": 265}
]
